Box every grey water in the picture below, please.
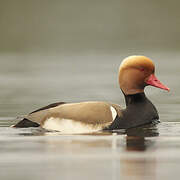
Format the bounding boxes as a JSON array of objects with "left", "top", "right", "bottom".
[
  {"left": 1, "top": 0, "right": 180, "bottom": 179},
  {"left": 0, "top": 51, "right": 180, "bottom": 180}
]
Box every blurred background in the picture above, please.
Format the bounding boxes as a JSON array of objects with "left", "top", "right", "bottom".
[
  {"left": 1, "top": 0, "right": 180, "bottom": 52},
  {"left": 0, "top": 0, "right": 179, "bottom": 121}
]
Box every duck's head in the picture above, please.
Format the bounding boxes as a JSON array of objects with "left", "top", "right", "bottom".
[{"left": 119, "top": 55, "right": 170, "bottom": 95}]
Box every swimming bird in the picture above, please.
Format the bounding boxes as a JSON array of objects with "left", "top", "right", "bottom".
[{"left": 13, "top": 55, "right": 169, "bottom": 133}]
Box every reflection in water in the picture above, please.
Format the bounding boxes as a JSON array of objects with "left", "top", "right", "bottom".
[
  {"left": 1, "top": 124, "right": 161, "bottom": 180},
  {"left": 120, "top": 155, "right": 157, "bottom": 180},
  {"left": 2, "top": 124, "right": 180, "bottom": 180},
  {"left": 16, "top": 127, "right": 47, "bottom": 136},
  {"left": 1, "top": 123, "right": 180, "bottom": 180},
  {"left": 120, "top": 125, "right": 159, "bottom": 180},
  {"left": 126, "top": 124, "right": 159, "bottom": 151},
  {"left": 126, "top": 124, "right": 159, "bottom": 137},
  {"left": 126, "top": 136, "right": 146, "bottom": 151}
]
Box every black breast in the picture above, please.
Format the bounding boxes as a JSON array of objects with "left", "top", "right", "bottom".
[{"left": 105, "top": 93, "right": 159, "bottom": 130}]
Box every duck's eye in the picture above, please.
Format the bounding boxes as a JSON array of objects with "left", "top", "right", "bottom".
[{"left": 140, "top": 68, "right": 145, "bottom": 72}]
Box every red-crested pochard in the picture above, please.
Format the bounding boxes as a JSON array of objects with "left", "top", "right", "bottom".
[{"left": 13, "top": 55, "right": 169, "bottom": 133}]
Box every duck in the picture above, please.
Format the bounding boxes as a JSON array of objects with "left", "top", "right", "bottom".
[{"left": 13, "top": 55, "right": 169, "bottom": 133}]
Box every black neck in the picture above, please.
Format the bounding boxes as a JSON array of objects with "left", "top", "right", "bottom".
[{"left": 124, "top": 92, "right": 147, "bottom": 107}]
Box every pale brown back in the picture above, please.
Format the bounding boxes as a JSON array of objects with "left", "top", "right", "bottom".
[{"left": 26, "top": 101, "right": 122, "bottom": 126}]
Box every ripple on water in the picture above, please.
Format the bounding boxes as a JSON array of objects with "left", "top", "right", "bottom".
[{"left": 0, "top": 121, "right": 180, "bottom": 180}]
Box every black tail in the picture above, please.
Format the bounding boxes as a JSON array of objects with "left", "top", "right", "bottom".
[{"left": 13, "top": 118, "right": 40, "bottom": 128}]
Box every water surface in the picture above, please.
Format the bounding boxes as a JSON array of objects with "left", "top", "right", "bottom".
[{"left": 0, "top": 52, "right": 180, "bottom": 180}]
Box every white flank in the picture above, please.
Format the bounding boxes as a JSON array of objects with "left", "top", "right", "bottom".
[
  {"left": 43, "top": 117, "right": 102, "bottom": 134},
  {"left": 110, "top": 106, "right": 117, "bottom": 121}
]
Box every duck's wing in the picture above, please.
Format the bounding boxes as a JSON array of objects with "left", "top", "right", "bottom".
[
  {"left": 19, "top": 101, "right": 122, "bottom": 133},
  {"left": 30, "top": 102, "right": 66, "bottom": 114},
  {"left": 13, "top": 102, "right": 66, "bottom": 128}
]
